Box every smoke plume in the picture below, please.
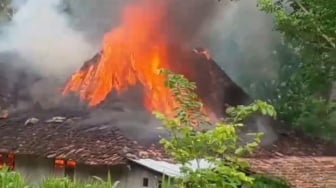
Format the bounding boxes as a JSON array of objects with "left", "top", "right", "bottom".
[
  {"left": 0, "top": 0, "right": 95, "bottom": 79},
  {"left": 0, "top": 0, "right": 279, "bottom": 85},
  {"left": 64, "top": 0, "right": 280, "bottom": 93},
  {"left": 194, "top": 0, "right": 281, "bottom": 91},
  {"left": 0, "top": 0, "right": 280, "bottom": 142}
]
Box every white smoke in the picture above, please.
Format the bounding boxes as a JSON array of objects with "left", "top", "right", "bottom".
[
  {"left": 0, "top": 0, "right": 280, "bottom": 84},
  {"left": 0, "top": 0, "right": 281, "bottom": 144},
  {"left": 0, "top": 0, "right": 96, "bottom": 79},
  {"left": 195, "top": 0, "right": 281, "bottom": 86}
]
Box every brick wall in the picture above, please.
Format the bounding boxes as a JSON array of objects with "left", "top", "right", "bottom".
[{"left": 249, "top": 157, "right": 336, "bottom": 188}]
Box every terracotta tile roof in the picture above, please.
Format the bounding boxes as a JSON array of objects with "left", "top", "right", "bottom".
[
  {"left": 1, "top": 113, "right": 336, "bottom": 187},
  {"left": 248, "top": 130, "right": 336, "bottom": 187},
  {"left": 251, "top": 130, "right": 336, "bottom": 158},
  {"left": 0, "top": 115, "right": 168, "bottom": 165},
  {"left": 249, "top": 156, "right": 336, "bottom": 188}
]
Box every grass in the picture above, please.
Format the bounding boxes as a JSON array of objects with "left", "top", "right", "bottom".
[
  {"left": 0, "top": 167, "right": 289, "bottom": 188},
  {"left": 159, "top": 174, "right": 290, "bottom": 188},
  {"left": 0, "top": 168, "right": 119, "bottom": 188},
  {"left": 0, "top": 167, "right": 26, "bottom": 188},
  {"left": 250, "top": 174, "right": 291, "bottom": 188},
  {"left": 42, "top": 176, "right": 119, "bottom": 188}
]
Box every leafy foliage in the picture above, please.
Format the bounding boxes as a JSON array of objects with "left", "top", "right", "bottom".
[
  {"left": 0, "top": 167, "right": 27, "bottom": 188},
  {"left": 250, "top": 174, "right": 290, "bottom": 188},
  {"left": 257, "top": 0, "right": 336, "bottom": 140},
  {"left": 0, "top": 167, "right": 118, "bottom": 188},
  {"left": 43, "top": 173, "right": 119, "bottom": 188},
  {"left": 226, "top": 100, "right": 276, "bottom": 123},
  {"left": 154, "top": 69, "right": 276, "bottom": 188}
]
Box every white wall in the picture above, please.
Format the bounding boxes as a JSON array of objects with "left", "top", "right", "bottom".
[
  {"left": 14, "top": 154, "right": 164, "bottom": 188},
  {"left": 74, "top": 164, "right": 124, "bottom": 182},
  {"left": 74, "top": 162, "right": 164, "bottom": 188},
  {"left": 14, "top": 154, "right": 55, "bottom": 186},
  {"left": 121, "top": 164, "right": 162, "bottom": 188}
]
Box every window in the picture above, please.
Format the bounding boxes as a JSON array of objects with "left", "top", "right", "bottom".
[
  {"left": 54, "top": 159, "right": 65, "bottom": 168},
  {"left": 54, "top": 159, "right": 77, "bottom": 168},
  {"left": 158, "top": 180, "right": 162, "bottom": 188},
  {"left": 65, "top": 159, "right": 76, "bottom": 180},
  {"left": 0, "top": 154, "right": 4, "bottom": 168},
  {"left": 7, "top": 154, "right": 15, "bottom": 170},
  {"left": 65, "top": 165, "right": 75, "bottom": 180},
  {"left": 54, "top": 159, "right": 77, "bottom": 180},
  {"left": 143, "top": 178, "right": 149, "bottom": 187},
  {"left": 0, "top": 153, "right": 15, "bottom": 170}
]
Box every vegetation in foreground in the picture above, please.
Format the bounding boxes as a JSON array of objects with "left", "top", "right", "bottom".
[
  {"left": 0, "top": 167, "right": 119, "bottom": 188},
  {"left": 0, "top": 1, "right": 316, "bottom": 187},
  {"left": 0, "top": 167, "right": 289, "bottom": 188},
  {"left": 153, "top": 70, "right": 289, "bottom": 188},
  {"left": 0, "top": 70, "right": 290, "bottom": 188}
]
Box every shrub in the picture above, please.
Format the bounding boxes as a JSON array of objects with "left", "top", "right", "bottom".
[
  {"left": 250, "top": 174, "right": 290, "bottom": 188},
  {"left": 0, "top": 167, "right": 27, "bottom": 188},
  {"left": 154, "top": 69, "right": 277, "bottom": 188},
  {"left": 42, "top": 173, "right": 119, "bottom": 188}
]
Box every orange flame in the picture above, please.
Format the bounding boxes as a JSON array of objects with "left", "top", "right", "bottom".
[{"left": 63, "top": 1, "right": 178, "bottom": 115}]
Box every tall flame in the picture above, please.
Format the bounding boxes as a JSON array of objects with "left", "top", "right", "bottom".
[{"left": 63, "top": 1, "right": 178, "bottom": 114}]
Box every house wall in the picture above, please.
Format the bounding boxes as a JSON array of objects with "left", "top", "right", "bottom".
[
  {"left": 14, "top": 154, "right": 127, "bottom": 186},
  {"left": 74, "top": 164, "right": 125, "bottom": 183},
  {"left": 13, "top": 154, "right": 165, "bottom": 188},
  {"left": 120, "top": 163, "right": 163, "bottom": 188},
  {"left": 14, "top": 154, "right": 55, "bottom": 186},
  {"left": 74, "top": 163, "right": 166, "bottom": 188}
]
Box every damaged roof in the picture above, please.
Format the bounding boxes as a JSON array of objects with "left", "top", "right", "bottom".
[
  {"left": 0, "top": 113, "right": 169, "bottom": 165},
  {"left": 0, "top": 110, "right": 334, "bottom": 163},
  {"left": 1, "top": 50, "right": 336, "bottom": 187},
  {"left": 0, "top": 109, "right": 336, "bottom": 187}
]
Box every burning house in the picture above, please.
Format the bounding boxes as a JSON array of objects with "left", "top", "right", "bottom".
[
  {"left": 0, "top": 0, "right": 336, "bottom": 187},
  {"left": 0, "top": 46, "right": 274, "bottom": 186}
]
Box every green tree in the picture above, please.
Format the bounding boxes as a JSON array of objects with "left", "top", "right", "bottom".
[
  {"left": 154, "top": 69, "right": 276, "bottom": 188},
  {"left": 257, "top": 0, "right": 336, "bottom": 140}
]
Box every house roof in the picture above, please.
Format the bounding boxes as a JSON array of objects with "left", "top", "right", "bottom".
[
  {"left": 130, "top": 158, "right": 182, "bottom": 177},
  {"left": 249, "top": 156, "right": 336, "bottom": 188},
  {"left": 0, "top": 108, "right": 334, "bottom": 164},
  {"left": 131, "top": 156, "right": 336, "bottom": 188},
  {"left": 1, "top": 110, "right": 336, "bottom": 187},
  {"left": 129, "top": 158, "right": 214, "bottom": 177},
  {"left": 1, "top": 50, "right": 336, "bottom": 187},
  {"left": 0, "top": 112, "right": 169, "bottom": 165}
]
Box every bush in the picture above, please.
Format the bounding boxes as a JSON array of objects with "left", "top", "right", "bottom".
[
  {"left": 250, "top": 174, "right": 290, "bottom": 188},
  {"left": 154, "top": 69, "right": 278, "bottom": 188},
  {"left": 42, "top": 173, "right": 118, "bottom": 188},
  {"left": 0, "top": 167, "right": 27, "bottom": 188},
  {"left": 0, "top": 167, "right": 119, "bottom": 188}
]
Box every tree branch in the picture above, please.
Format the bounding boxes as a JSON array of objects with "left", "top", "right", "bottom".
[{"left": 292, "top": 0, "right": 335, "bottom": 48}]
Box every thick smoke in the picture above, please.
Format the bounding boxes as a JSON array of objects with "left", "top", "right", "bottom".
[
  {"left": 0, "top": 0, "right": 279, "bottom": 82},
  {"left": 60, "top": 0, "right": 220, "bottom": 47},
  {"left": 0, "top": 0, "right": 99, "bottom": 109},
  {"left": 65, "top": 0, "right": 280, "bottom": 92},
  {"left": 0, "top": 0, "right": 95, "bottom": 79},
  {"left": 195, "top": 0, "right": 281, "bottom": 92},
  {"left": 63, "top": 0, "right": 133, "bottom": 46},
  {"left": 0, "top": 0, "right": 280, "bottom": 142}
]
